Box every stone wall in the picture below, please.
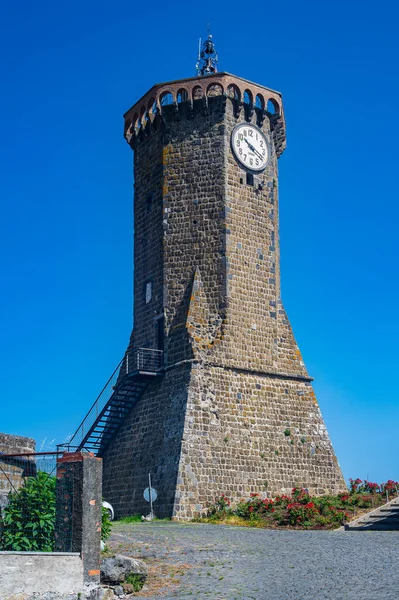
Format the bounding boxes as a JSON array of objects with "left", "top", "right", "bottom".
[
  {"left": 0, "top": 432, "right": 35, "bottom": 511},
  {"left": 174, "top": 363, "right": 344, "bottom": 519},
  {"left": 0, "top": 553, "right": 83, "bottom": 598},
  {"left": 102, "top": 365, "right": 191, "bottom": 518}
]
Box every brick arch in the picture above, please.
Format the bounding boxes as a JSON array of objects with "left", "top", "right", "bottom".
[
  {"left": 160, "top": 90, "right": 174, "bottom": 106},
  {"left": 131, "top": 112, "right": 139, "bottom": 131},
  {"left": 124, "top": 119, "right": 133, "bottom": 139},
  {"left": 227, "top": 84, "right": 240, "bottom": 101},
  {"left": 177, "top": 88, "right": 189, "bottom": 103},
  {"left": 147, "top": 97, "right": 157, "bottom": 114},
  {"left": 267, "top": 98, "right": 280, "bottom": 115},
  {"left": 139, "top": 104, "right": 150, "bottom": 128},
  {"left": 206, "top": 82, "right": 224, "bottom": 97},
  {"left": 192, "top": 85, "right": 203, "bottom": 100},
  {"left": 255, "top": 93, "right": 264, "bottom": 110},
  {"left": 243, "top": 89, "right": 253, "bottom": 105}
]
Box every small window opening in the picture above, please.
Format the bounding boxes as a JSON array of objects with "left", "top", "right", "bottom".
[
  {"left": 156, "top": 316, "right": 165, "bottom": 351},
  {"left": 246, "top": 173, "right": 254, "bottom": 186},
  {"left": 145, "top": 281, "right": 152, "bottom": 304}
]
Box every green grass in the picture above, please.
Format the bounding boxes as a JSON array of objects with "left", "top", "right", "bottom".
[
  {"left": 117, "top": 514, "right": 142, "bottom": 523},
  {"left": 116, "top": 514, "right": 172, "bottom": 524}
]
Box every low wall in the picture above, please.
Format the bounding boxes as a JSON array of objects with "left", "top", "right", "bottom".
[{"left": 0, "top": 552, "right": 83, "bottom": 598}]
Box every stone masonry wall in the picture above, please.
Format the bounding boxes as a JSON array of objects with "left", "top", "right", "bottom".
[
  {"left": 102, "top": 365, "right": 191, "bottom": 518},
  {"left": 128, "top": 127, "right": 164, "bottom": 352},
  {"left": 174, "top": 364, "right": 345, "bottom": 519},
  {"left": 0, "top": 432, "right": 35, "bottom": 511}
]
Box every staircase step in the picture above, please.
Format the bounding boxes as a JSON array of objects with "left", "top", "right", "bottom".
[
  {"left": 349, "top": 524, "right": 399, "bottom": 531},
  {"left": 73, "top": 367, "right": 164, "bottom": 454},
  {"left": 368, "top": 513, "right": 399, "bottom": 519}
]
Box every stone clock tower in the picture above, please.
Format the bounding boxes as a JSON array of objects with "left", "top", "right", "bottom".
[{"left": 98, "top": 40, "right": 346, "bottom": 518}]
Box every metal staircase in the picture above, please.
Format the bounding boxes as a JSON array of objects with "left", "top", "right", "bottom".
[{"left": 65, "top": 349, "right": 163, "bottom": 456}]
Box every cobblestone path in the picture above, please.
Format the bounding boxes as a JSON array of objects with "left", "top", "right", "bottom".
[{"left": 109, "top": 522, "right": 399, "bottom": 599}]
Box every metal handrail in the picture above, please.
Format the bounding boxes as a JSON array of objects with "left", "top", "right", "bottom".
[
  {"left": 67, "top": 349, "right": 163, "bottom": 448},
  {"left": 67, "top": 358, "right": 124, "bottom": 448},
  {"left": 126, "top": 348, "right": 163, "bottom": 373}
]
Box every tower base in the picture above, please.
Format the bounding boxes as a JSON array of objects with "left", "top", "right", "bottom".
[{"left": 102, "top": 361, "right": 345, "bottom": 520}]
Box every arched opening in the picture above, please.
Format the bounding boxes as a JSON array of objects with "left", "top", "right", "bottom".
[
  {"left": 139, "top": 105, "right": 149, "bottom": 126},
  {"left": 243, "top": 89, "right": 253, "bottom": 105},
  {"left": 177, "top": 88, "right": 189, "bottom": 103},
  {"left": 192, "top": 86, "right": 203, "bottom": 100},
  {"left": 267, "top": 98, "right": 280, "bottom": 115},
  {"left": 124, "top": 119, "right": 132, "bottom": 136},
  {"left": 160, "top": 91, "right": 174, "bottom": 106},
  {"left": 207, "top": 83, "right": 223, "bottom": 97},
  {"left": 255, "top": 94, "right": 264, "bottom": 110},
  {"left": 148, "top": 98, "right": 158, "bottom": 116},
  {"left": 227, "top": 84, "right": 240, "bottom": 101}
]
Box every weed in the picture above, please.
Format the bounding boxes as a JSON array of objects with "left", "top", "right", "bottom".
[{"left": 124, "top": 572, "right": 146, "bottom": 592}]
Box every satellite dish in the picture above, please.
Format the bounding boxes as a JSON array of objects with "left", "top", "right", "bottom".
[{"left": 143, "top": 487, "right": 158, "bottom": 503}]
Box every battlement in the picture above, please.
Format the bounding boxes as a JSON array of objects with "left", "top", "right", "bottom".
[{"left": 124, "top": 72, "right": 286, "bottom": 157}]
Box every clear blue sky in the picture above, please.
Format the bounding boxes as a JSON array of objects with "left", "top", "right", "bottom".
[{"left": 1, "top": 0, "right": 398, "bottom": 484}]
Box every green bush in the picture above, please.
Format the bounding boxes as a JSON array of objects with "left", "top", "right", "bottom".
[
  {"left": 0, "top": 472, "right": 112, "bottom": 550},
  {"left": 101, "top": 503, "right": 112, "bottom": 542},
  {"left": 0, "top": 471, "right": 56, "bottom": 551}
]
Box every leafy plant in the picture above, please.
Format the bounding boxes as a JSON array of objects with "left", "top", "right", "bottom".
[
  {"left": 207, "top": 494, "right": 231, "bottom": 518},
  {"left": 101, "top": 502, "right": 112, "bottom": 542},
  {"left": 124, "top": 572, "right": 146, "bottom": 592},
  {"left": 381, "top": 480, "right": 399, "bottom": 497},
  {"left": 0, "top": 471, "right": 56, "bottom": 551}
]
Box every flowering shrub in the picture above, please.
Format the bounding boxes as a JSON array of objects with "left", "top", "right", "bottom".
[
  {"left": 273, "top": 495, "right": 292, "bottom": 508},
  {"left": 286, "top": 501, "right": 318, "bottom": 526},
  {"left": 349, "top": 478, "right": 363, "bottom": 493},
  {"left": 207, "top": 494, "right": 231, "bottom": 517},
  {"left": 201, "top": 477, "right": 398, "bottom": 530},
  {"left": 381, "top": 480, "right": 399, "bottom": 496},
  {"left": 363, "top": 481, "right": 380, "bottom": 494}
]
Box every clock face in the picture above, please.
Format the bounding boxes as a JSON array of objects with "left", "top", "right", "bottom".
[{"left": 231, "top": 124, "right": 268, "bottom": 172}]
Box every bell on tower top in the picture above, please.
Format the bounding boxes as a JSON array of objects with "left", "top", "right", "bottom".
[{"left": 196, "top": 28, "right": 219, "bottom": 76}]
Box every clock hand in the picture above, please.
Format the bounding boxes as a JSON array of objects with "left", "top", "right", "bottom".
[
  {"left": 244, "top": 138, "right": 263, "bottom": 160},
  {"left": 244, "top": 137, "right": 254, "bottom": 152}
]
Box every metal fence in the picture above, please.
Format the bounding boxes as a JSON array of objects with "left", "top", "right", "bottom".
[
  {"left": 126, "top": 348, "right": 164, "bottom": 373},
  {"left": 0, "top": 452, "right": 74, "bottom": 552}
]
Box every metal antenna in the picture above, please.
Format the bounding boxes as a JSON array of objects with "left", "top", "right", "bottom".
[
  {"left": 196, "top": 26, "right": 219, "bottom": 76},
  {"left": 196, "top": 37, "right": 202, "bottom": 75}
]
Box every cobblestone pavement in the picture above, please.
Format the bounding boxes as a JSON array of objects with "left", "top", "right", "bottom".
[{"left": 108, "top": 522, "right": 399, "bottom": 599}]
